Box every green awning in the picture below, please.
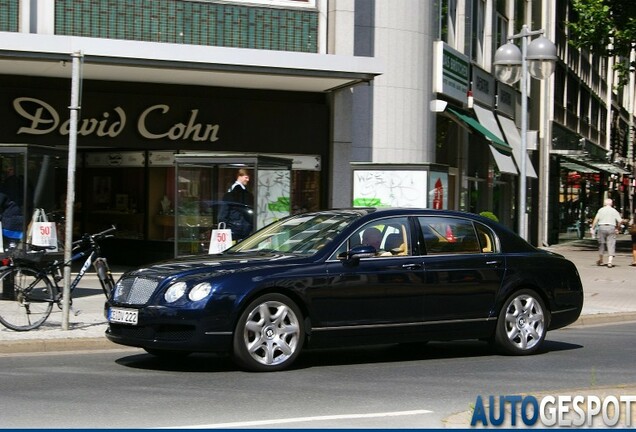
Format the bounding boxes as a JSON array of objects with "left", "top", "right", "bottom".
[
  {"left": 561, "top": 155, "right": 630, "bottom": 175},
  {"left": 448, "top": 108, "right": 513, "bottom": 154}
]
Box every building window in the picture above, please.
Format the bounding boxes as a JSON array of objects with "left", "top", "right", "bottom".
[
  {"left": 471, "top": 0, "right": 486, "bottom": 64},
  {"left": 514, "top": 0, "right": 525, "bottom": 35},
  {"left": 54, "top": 0, "right": 319, "bottom": 53},
  {"left": 440, "top": 0, "right": 458, "bottom": 48},
  {"left": 0, "top": 0, "right": 19, "bottom": 32},
  {"left": 495, "top": 0, "right": 508, "bottom": 48}
]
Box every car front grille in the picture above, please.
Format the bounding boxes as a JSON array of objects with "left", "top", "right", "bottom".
[{"left": 114, "top": 276, "right": 159, "bottom": 305}]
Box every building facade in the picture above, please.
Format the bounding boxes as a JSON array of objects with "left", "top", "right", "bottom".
[
  {"left": 0, "top": 0, "right": 633, "bottom": 264},
  {"left": 0, "top": 0, "right": 381, "bottom": 263},
  {"left": 351, "top": 0, "right": 634, "bottom": 245}
]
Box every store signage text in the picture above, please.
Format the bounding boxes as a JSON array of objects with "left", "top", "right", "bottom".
[
  {"left": 433, "top": 41, "right": 469, "bottom": 103},
  {"left": 12, "top": 97, "right": 221, "bottom": 143}
]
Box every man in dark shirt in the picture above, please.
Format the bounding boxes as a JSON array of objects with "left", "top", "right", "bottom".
[{"left": 219, "top": 169, "right": 254, "bottom": 241}]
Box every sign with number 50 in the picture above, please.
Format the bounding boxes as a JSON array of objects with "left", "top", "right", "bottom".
[{"left": 209, "top": 226, "right": 233, "bottom": 254}]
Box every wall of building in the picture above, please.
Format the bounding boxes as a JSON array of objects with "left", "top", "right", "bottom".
[{"left": 370, "top": 0, "right": 435, "bottom": 164}]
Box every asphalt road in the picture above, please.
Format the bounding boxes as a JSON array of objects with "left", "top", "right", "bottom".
[{"left": 0, "top": 321, "right": 634, "bottom": 428}]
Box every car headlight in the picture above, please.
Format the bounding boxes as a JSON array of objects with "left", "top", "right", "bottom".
[
  {"left": 113, "top": 281, "right": 124, "bottom": 302},
  {"left": 189, "top": 282, "right": 212, "bottom": 301},
  {"left": 164, "top": 282, "right": 187, "bottom": 303}
]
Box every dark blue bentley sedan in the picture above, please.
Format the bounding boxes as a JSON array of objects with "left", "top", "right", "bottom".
[{"left": 106, "top": 208, "right": 583, "bottom": 371}]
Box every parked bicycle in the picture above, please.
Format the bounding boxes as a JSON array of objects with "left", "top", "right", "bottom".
[{"left": 0, "top": 226, "right": 117, "bottom": 331}]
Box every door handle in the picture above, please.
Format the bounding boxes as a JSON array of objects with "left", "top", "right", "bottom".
[
  {"left": 486, "top": 260, "right": 502, "bottom": 266},
  {"left": 402, "top": 263, "right": 422, "bottom": 269}
]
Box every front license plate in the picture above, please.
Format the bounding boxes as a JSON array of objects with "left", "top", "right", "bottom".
[{"left": 108, "top": 307, "right": 139, "bottom": 325}]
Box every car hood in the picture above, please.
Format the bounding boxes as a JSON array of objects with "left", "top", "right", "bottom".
[{"left": 124, "top": 251, "right": 310, "bottom": 280}]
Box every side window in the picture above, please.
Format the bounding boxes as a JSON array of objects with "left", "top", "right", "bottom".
[
  {"left": 475, "top": 223, "right": 496, "bottom": 253},
  {"left": 348, "top": 217, "right": 411, "bottom": 257},
  {"left": 418, "top": 216, "right": 481, "bottom": 254}
]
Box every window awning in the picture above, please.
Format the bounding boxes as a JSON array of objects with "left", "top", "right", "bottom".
[
  {"left": 496, "top": 114, "right": 538, "bottom": 179},
  {"left": 447, "top": 108, "right": 512, "bottom": 154},
  {"left": 447, "top": 107, "right": 517, "bottom": 175},
  {"left": 561, "top": 155, "right": 630, "bottom": 175},
  {"left": 560, "top": 159, "right": 598, "bottom": 173}
]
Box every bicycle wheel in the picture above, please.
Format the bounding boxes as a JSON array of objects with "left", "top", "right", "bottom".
[{"left": 0, "top": 266, "right": 55, "bottom": 331}]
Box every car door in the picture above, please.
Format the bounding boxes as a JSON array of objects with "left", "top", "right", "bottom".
[
  {"left": 417, "top": 216, "right": 504, "bottom": 322},
  {"left": 312, "top": 217, "right": 426, "bottom": 330}
]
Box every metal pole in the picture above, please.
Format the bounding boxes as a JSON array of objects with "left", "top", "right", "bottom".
[
  {"left": 628, "top": 50, "right": 635, "bottom": 225},
  {"left": 519, "top": 27, "right": 528, "bottom": 240},
  {"left": 538, "top": 78, "right": 551, "bottom": 246},
  {"left": 62, "top": 51, "right": 83, "bottom": 330},
  {"left": 505, "top": 25, "right": 546, "bottom": 240}
]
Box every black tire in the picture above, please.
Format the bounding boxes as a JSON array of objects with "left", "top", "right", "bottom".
[
  {"left": 232, "top": 293, "right": 305, "bottom": 372},
  {"left": 0, "top": 266, "right": 55, "bottom": 331},
  {"left": 494, "top": 289, "right": 549, "bottom": 355}
]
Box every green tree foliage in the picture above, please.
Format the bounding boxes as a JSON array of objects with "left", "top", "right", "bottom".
[{"left": 568, "top": 0, "right": 636, "bottom": 86}]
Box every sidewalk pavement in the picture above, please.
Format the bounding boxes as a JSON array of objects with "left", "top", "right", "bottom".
[{"left": 0, "top": 235, "right": 634, "bottom": 354}]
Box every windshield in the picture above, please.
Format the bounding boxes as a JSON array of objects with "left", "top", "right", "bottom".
[{"left": 228, "top": 212, "right": 359, "bottom": 255}]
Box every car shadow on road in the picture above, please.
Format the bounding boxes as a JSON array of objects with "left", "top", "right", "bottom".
[
  {"left": 113, "top": 338, "right": 582, "bottom": 373},
  {"left": 115, "top": 352, "right": 237, "bottom": 372}
]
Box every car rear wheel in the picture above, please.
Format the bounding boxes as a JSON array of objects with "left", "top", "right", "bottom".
[
  {"left": 233, "top": 293, "right": 304, "bottom": 372},
  {"left": 495, "top": 289, "right": 548, "bottom": 355}
]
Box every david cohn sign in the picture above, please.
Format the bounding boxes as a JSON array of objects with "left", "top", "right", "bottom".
[{"left": 13, "top": 97, "right": 221, "bottom": 143}]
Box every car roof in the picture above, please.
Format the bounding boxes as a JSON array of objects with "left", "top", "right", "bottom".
[
  {"left": 328, "top": 207, "right": 487, "bottom": 219},
  {"left": 303, "top": 208, "right": 535, "bottom": 252}
]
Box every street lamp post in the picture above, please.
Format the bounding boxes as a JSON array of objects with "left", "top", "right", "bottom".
[{"left": 494, "top": 25, "right": 556, "bottom": 241}]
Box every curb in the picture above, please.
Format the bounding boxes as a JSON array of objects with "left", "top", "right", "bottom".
[
  {"left": 0, "top": 337, "right": 122, "bottom": 354},
  {"left": 570, "top": 312, "right": 636, "bottom": 328}
]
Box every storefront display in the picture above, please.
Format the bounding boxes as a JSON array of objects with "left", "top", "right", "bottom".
[
  {"left": 0, "top": 75, "right": 330, "bottom": 265},
  {"left": 173, "top": 154, "right": 292, "bottom": 257},
  {"left": 351, "top": 163, "right": 449, "bottom": 209},
  {"left": 0, "top": 145, "right": 67, "bottom": 250}
]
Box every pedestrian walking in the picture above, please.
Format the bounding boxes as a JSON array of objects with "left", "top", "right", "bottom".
[
  {"left": 590, "top": 198, "right": 622, "bottom": 268},
  {"left": 218, "top": 168, "right": 254, "bottom": 241},
  {"left": 630, "top": 220, "right": 636, "bottom": 266}
]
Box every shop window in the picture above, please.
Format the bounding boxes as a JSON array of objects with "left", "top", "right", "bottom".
[
  {"left": 81, "top": 152, "right": 146, "bottom": 240},
  {"left": 0, "top": 148, "right": 67, "bottom": 246},
  {"left": 291, "top": 170, "right": 321, "bottom": 213}
]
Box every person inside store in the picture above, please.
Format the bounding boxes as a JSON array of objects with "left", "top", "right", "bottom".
[
  {"left": 218, "top": 168, "right": 254, "bottom": 242},
  {"left": 590, "top": 198, "right": 622, "bottom": 268},
  {"left": 0, "top": 164, "right": 20, "bottom": 204},
  {"left": 0, "top": 192, "right": 24, "bottom": 249}
]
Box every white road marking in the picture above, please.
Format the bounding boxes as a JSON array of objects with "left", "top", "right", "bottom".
[{"left": 174, "top": 409, "right": 433, "bottom": 429}]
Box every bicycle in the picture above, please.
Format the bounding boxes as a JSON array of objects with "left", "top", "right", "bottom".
[{"left": 0, "top": 226, "right": 117, "bottom": 331}]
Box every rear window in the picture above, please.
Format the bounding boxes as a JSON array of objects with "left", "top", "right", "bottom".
[{"left": 418, "top": 216, "right": 482, "bottom": 254}]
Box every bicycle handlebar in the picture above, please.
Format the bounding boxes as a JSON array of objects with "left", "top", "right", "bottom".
[
  {"left": 92, "top": 225, "right": 117, "bottom": 240},
  {"left": 72, "top": 225, "right": 117, "bottom": 247}
]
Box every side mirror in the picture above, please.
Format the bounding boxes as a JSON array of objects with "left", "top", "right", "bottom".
[{"left": 337, "top": 245, "right": 376, "bottom": 263}]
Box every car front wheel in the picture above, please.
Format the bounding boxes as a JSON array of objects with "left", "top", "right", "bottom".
[
  {"left": 495, "top": 289, "right": 549, "bottom": 355},
  {"left": 232, "top": 293, "right": 304, "bottom": 372}
]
